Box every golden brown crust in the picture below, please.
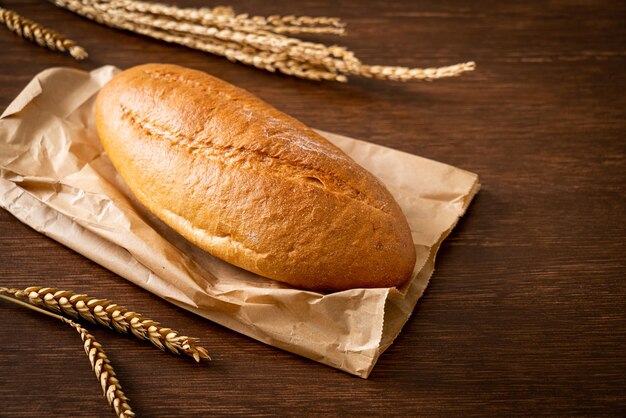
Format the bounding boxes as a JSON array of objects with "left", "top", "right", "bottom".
[{"left": 95, "top": 63, "right": 416, "bottom": 291}]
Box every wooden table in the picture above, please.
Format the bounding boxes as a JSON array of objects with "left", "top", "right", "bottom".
[{"left": 1, "top": 1, "right": 624, "bottom": 416}]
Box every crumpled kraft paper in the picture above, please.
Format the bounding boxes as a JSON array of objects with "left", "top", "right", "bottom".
[{"left": 0, "top": 66, "right": 479, "bottom": 378}]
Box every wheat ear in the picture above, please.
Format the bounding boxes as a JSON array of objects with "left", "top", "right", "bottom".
[
  {"left": 0, "top": 293, "right": 134, "bottom": 418},
  {"left": 0, "top": 7, "right": 87, "bottom": 60},
  {"left": 1, "top": 287, "right": 210, "bottom": 362}
]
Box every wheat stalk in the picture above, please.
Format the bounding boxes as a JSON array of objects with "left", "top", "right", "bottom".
[
  {"left": 0, "top": 6, "right": 87, "bottom": 60},
  {"left": 0, "top": 293, "right": 134, "bottom": 418},
  {"left": 48, "top": 0, "right": 475, "bottom": 82},
  {"left": 1, "top": 287, "right": 210, "bottom": 362},
  {"left": 132, "top": 25, "right": 349, "bottom": 82},
  {"left": 102, "top": 0, "right": 346, "bottom": 35}
]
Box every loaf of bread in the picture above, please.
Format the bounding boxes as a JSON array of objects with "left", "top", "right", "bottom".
[{"left": 95, "top": 64, "right": 416, "bottom": 291}]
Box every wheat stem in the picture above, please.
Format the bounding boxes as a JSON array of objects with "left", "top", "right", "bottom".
[
  {"left": 134, "top": 26, "right": 348, "bottom": 82},
  {"left": 0, "top": 292, "right": 135, "bottom": 418},
  {"left": 97, "top": 0, "right": 346, "bottom": 33},
  {"left": 0, "top": 7, "right": 87, "bottom": 60},
  {"left": 0, "top": 293, "right": 62, "bottom": 319},
  {"left": 1, "top": 286, "right": 210, "bottom": 362}
]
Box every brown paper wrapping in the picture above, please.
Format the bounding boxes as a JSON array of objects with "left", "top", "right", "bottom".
[{"left": 0, "top": 66, "right": 479, "bottom": 378}]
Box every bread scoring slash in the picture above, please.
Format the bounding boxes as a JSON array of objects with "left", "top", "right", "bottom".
[{"left": 95, "top": 63, "right": 416, "bottom": 291}]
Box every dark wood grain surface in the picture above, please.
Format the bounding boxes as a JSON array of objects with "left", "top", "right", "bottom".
[{"left": 1, "top": 1, "right": 625, "bottom": 416}]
